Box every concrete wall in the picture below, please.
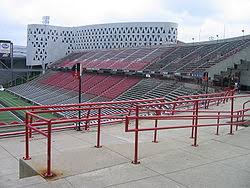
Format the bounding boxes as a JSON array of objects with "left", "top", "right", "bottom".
[{"left": 239, "top": 61, "right": 250, "bottom": 87}]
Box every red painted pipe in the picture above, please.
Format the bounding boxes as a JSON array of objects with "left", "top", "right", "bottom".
[
  {"left": 132, "top": 106, "right": 140, "bottom": 164},
  {"left": 215, "top": 112, "right": 220, "bottom": 135},
  {"left": 95, "top": 108, "right": 102, "bottom": 148},
  {"left": 45, "top": 120, "right": 53, "bottom": 177},
  {"left": 23, "top": 113, "right": 31, "bottom": 160},
  {"left": 126, "top": 121, "right": 247, "bottom": 132}
]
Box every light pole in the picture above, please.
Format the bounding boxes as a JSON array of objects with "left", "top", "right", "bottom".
[
  {"left": 10, "top": 42, "right": 14, "bottom": 86},
  {"left": 216, "top": 35, "right": 219, "bottom": 43},
  {"left": 242, "top": 29, "right": 245, "bottom": 40},
  {"left": 192, "top": 37, "right": 195, "bottom": 45},
  {"left": 77, "top": 63, "right": 83, "bottom": 131}
]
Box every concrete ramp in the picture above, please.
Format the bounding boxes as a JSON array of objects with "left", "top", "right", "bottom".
[{"left": 19, "top": 146, "right": 129, "bottom": 180}]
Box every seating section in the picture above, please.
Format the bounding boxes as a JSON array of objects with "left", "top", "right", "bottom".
[
  {"left": 8, "top": 71, "right": 142, "bottom": 103},
  {"left": 114, "top": 78, "right": 199, "bottom": 102},
  {"left": 7, "top": 37, "right": 250, "bottom": 118},
  {"left": 145, "top": 38, "right": 250, "bottom": 74},
  {"left": 8, "top": 68, "right": 205, "bottom": 118},
  {"left": 191, "top": 39, "right": 250, "bottom": 74},
  {"left": 53, "top": 47, "right": 170, "bottom": 71},
  {"left": 52, "top": 37, "right": 250, "bottom": 76}
]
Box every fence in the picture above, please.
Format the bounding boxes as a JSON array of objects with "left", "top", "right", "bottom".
[
  {"left": 125, "top": 94, "right": 250, "bottom": 164},
  {"left": 1, "top": 90, "right": 249, "bottom": 177}
]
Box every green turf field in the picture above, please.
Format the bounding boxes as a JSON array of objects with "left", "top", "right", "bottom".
[
  {"left": 0, "top": 91, "right": 57, "bottom": 123},
  {"left": 0, "top": 91, "right": 72, "bottom": 135},
  {"left": 0, "top": 104, "right": 20, "bottom": 123}
]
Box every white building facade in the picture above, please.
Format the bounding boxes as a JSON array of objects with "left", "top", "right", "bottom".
[{"left": 26, "top": 22, "right": 178, "bottom": 66}]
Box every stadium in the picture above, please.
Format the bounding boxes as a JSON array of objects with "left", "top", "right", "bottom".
[{"left": 0, "top": 18, "right": 250, "bottom": 188}]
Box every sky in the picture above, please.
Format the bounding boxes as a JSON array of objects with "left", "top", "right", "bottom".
[{"left": 0, "top": 0, "right": 249, "bottom": 46}]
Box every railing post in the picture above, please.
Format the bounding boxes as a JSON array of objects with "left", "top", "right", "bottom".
[
  {"left": 132, "top": 106, "right": 140, "bottom": 164},
  {"left": 215, "top": 112, "right": 220, "bottom": 135},
  {"left": 172, "top": 102, "right": 177, "bottom": 115},
  {"left": 125, "top": 116, "right": 129, "bottom": 132},
  {"left": 242, "top": 109, "right": 245, "bottom": 122},
  {"left": 190, "top": 102, "right": 195, "bottom": 138},
  {"left": 128, "top": 103, "right": 134, "bottom": 116},
  {"left": 192, "top": 101, "right": 199, "bottom": 147},
  {"left": 95, "top": 108, "right": 102, "bottom": 148},
  {"left": 242, "top": 101, "right": 248, "bottom": 122},
  {"left": 217, "top": 96, "right": 220, "bottom": 106},
  {"left": 223, "top": 93, "right": 226, "bottom": 104},
  {"left": 85, "top": 107, "right": 91, "bottom": 131},
  {"left": 204, "top": 98, "right": 208, "bottom": 109},
  {"left": 152, "top": 110, "right": 159, "bottom": 143},
  {"left": 44, "top": 120, "right": 53, "bottom": 177},
  {"left": 229, "top": 97, "right": 234, "bottom": 135},
  {"left": 206, "top": 99, "right": 210, "bottom": 109},
  {"left": 23, "top": 112, "right": 31, "bottom": 160},
  {"left": 236, "top": 111, "right": 239, "bottom": 131},
  {"left": 29, "top": 109, "right": 34, "bottom": 138}
]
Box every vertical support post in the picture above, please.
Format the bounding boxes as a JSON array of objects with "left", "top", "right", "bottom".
[
  {"left": 152, "top": 110, "right": 159, "bottom": 143},
  {"left": 215, "top": 112, "right": 220, "bottom": 135},
  {"left": 95, "top": 108, "right": 102, "bottom": 148},
  {"left": 128, "top": 103, "right": 134, "bottom": 116},
  {"left": 217, "top": 97, "right": 220, "bottom": 106},
  {"left": 236, "top": 111, "right": 239, "bottom": 131},
  {"left": 190, "top": 103, "right": 195, "bottom": 138},
  {"left": 85, "top": 107, "right": 91, "bottom": 131},
  {"left": 29, "top": 109, "right": 34, "bottom": 138},
  {"left": 77, "top": 73, "right": 82, "bottom": 131},
  {"left": 132, "top": 106, "right": 140, "bottom": 164},
  {"left": 223, "top": 93, "right": 226, "bottom": 103},
  {"left": 229, "top": 97, "right": 234, "bottom": 135},
  {"left": 206, "top": 99, "right": 210, "bottom": 109},
  {"left": 10, "top": 42, "right": 14, "bottom": 86},
  {"left": 23, "top": 113, "right": 31, "bottom": 160},
  {"left": 44, "top": 120, "right": 53, "bottom": 177},
  {"left": 242, "top": 109, "right": 245, "bottom": 122},
  {"left": 125, "top": 116, "right": 129, "bottom": 132},
  {"left": 172, "top": 102, "right": 176, "bottom": 115},
  {"left": 192, "top": 101, "right": 199, "bottom": 147}
]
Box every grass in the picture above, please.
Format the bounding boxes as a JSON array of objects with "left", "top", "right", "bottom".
[
  {"left": 0, "top": 91, "right": 57, "bottom": 123},
  {"left": 0, "top": 91, "right": 71, "bottom": 134},
  {"left": 0, "top": 104, "right": 20, "bottom": 123}
]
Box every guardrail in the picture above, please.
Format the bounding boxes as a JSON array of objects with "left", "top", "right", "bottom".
[
  {"left": 125, "top": 94, "right": 250, "bottom": 164},
  {"left": 0, "top": 98, "right": 165, "bottom": 137},
  {"left": 2, "top": 90, "right": 248, "bottom": 177},
  {"left": 23, "top": 111, "right": 53, "bottom": 177}
]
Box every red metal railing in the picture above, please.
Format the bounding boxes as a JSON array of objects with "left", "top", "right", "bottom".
[
  {"left": 23, "top": 111, "right": 53, "bottom": 177},
  {"left": 172, "top": 89, "right": 235, "bottom": 113},
  {"left": 0, "top": 97, "right": 165, "bottom": 137},
  {"left": 1, "top": 90, "right": 249, "bottom": 176},
  {"left": 125, "top": 94, "right": 250, "bottom": 164}
]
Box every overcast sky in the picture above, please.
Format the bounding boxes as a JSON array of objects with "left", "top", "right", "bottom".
[{"left": 0, "top": 0, "right": 249, "bottom": 46}]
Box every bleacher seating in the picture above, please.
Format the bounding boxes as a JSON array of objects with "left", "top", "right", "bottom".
[
  {"left": 7, "top": 36, "right": 250, "bottom": 118},
  {"left": 52, "top": 37, "right": 250, "bottom": 76}
]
